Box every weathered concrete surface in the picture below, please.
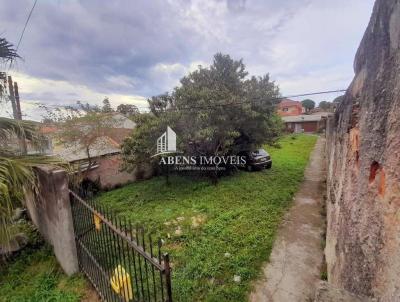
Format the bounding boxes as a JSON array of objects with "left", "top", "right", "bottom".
[
  {"left": 250, "top": 137, "right": 325, "bottom": 301},
  {"left": 314, "top": 281, "right": 376, "bottom": 302},
  {"left": 326, "top": 0, "right": 400, "bottom": 300},
  {"left": 25, "top": 166, "right": 79, "bottom": 275}
]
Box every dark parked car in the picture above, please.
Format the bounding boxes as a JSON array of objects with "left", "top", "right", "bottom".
[{"left": 239, "top": 148, "right": 272, "bottom": 171}]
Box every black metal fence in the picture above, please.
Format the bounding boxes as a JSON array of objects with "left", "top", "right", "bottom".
[{"left": 69, "top": 190, "right": 172, "bottom": 302}]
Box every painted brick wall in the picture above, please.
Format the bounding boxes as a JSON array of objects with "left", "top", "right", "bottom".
[{"left": 86, "top": 154, "right": 136, "bottom": 189}]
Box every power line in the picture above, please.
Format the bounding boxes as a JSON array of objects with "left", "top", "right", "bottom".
[
  {"left": 23, "top": 88, "right": 346, "bottom": 113},
  {"left": 16, "top": 0, "right": 38, "bottom": 52},
  {"left": 8, "top": 0, "right": 38, "bottom": 70},
  {"left": 158, "top": 88, "right": 347, "bottom": 112},
  {"left": 278, "top": 89, "right": 346, "bottom": 100}
]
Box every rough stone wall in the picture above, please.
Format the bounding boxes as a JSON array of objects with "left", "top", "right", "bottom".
[
  {"left": 325, "top": 0, "right": 400, "bottom": 300},
  {"left": 314, "top": 281, "right": 377, "bottom": 302}
]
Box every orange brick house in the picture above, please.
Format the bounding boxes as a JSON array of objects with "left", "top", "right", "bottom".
[{"left": 277, "top": 99, "right": 304, "bottom": 116}]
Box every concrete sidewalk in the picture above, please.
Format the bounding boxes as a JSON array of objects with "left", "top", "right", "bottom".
[{"left": 250, "top": 137, "right": 326, "bottom": 302}]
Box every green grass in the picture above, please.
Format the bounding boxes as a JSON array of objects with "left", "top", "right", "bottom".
[
  {"left": 95, "top": 134, "right": 318, "bottom": 301},
  {"left": 0, "top": 244, "right": 87, "bottom": 302}
]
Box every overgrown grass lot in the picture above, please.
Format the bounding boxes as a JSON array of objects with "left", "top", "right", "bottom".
[
  {"left": 0, "top": 244, "right": 88, "bottom": 302},
  {"left": 95, "top": 134, "right": 318, "bottom": 301}
]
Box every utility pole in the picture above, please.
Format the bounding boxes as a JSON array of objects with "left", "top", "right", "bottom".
[
  {"left": 14, "top": 81, "right": 22, "bottom": 120},
  {"left": 7, "top": 75, "right": 18, "bottom": 119},
  {"left": 7, "top": 75, "right": 26, "bottom": 154},
  {"left": 14, "top": 80, "right": 26, "bottom": 154}
]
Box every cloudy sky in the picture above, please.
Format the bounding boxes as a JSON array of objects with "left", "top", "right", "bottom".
[{"left": 0, "top": 0, "right": 375, "bottom": 120}]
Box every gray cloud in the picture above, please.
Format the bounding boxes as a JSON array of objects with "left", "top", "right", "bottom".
[{"left": 0, "top": 0, "right": 375, "bottom": 111}]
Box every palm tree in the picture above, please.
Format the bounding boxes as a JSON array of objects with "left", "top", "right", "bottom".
[
  {"left": 0, "top": 38, "right": 19, "bottom": 62},
  {"left": 0, "top": 119, "right": 67, "bottom": 244},
  {"left": 0, "top": 39, "right": 65, "bottom": 246}
]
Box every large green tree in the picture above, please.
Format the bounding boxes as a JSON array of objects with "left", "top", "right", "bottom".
[
  {"left": 122, "top": 53, "right": 282, "bottom": 176},
  {"left": 301, "top": 99, "right": 316, "bottom": 112},
  {"left": 102, "top": 97, "right": 113, "bottom": 113},
  {"left": 116, "top": 104, "right": 139, "bottom": 117},
  {"left": 318, "top": 101, "right": 333, "bottom": 111}
]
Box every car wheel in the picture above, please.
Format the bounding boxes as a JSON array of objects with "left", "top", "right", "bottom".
[{"left": 266, "top": 162, "right": 272, "bottom": 169}]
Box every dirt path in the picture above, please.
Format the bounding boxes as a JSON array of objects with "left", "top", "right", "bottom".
[{"left": 249, "top": 136, "right": 326, "bottom": 302}]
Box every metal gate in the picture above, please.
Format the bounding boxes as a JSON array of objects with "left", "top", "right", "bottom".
[{"left": 69, "top": 190, "right": 173, "bottom": 302}]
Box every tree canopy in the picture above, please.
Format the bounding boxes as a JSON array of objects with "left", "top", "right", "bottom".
[
  {"left": 318, "top": 101, "right": 332, "bottom": 111},
  {"left": 102, "top": 97, "right": 113, "bottom": 113},
  {"left": 301, "top": 99, "right": 316, "bottom": 112},
  {"left": 122, "top": 53, "right": 283, "bottom": 175},
  {"left": 333, "top": 95, "right": 344, "bottom": 104},
  {"left": 116, "top": 104, "right": 139, "bottom": 117},
  {"left": 42, "top": 103, "right": 116, "bottom": 173}
]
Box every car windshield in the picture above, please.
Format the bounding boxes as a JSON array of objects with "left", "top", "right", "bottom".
[{"left": 252, "top": 149, "right": 267, "bottom": 156}]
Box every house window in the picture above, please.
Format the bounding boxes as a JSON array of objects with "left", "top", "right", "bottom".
[{"left": 283, "top": 108, "right": 289, "bottom": 112}]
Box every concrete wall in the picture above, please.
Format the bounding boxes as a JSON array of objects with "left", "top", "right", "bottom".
[
  {"left": 325, "top": 0, "right": 400, "bottom": 300},
  {"left": 25, "top": 166, "right": 78, "bottom": 276}
]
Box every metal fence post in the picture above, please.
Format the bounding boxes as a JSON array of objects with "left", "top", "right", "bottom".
[
  {"left": 164, "top": 253, "right": 173, "bottom": 302},
  {"left": 69, "top": 190, "right": 173, "bottom": 301}
]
